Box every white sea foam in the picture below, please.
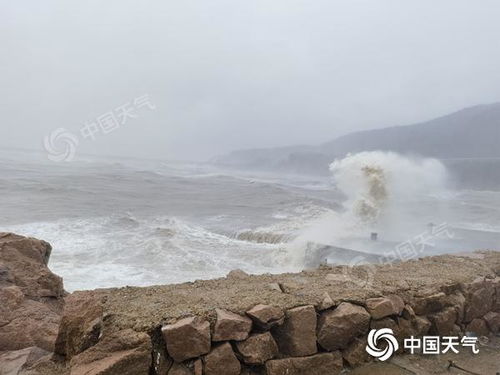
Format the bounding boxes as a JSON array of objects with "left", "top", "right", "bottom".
[
  {"left": 2, "top": 156, "right": 499, "bottom": 290},
  {"left": 286, "top": 151, "right": 450, "bottom": 265}
]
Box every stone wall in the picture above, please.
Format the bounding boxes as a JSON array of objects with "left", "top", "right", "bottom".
[
  {"left": 55, "top": 251, "right": 500, "bottom": 375},
  {"left": 1, "top": 233, "right": 500, "bottom": 374},
  {"left": 149, "top": 280, "right": 499, "bottom": 375}
]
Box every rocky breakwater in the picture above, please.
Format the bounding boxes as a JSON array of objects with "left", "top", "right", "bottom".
[
  {"left": 0, "top": 233, "right": 65, "bottom": 374},
  {"left": 1, "top": 233, "right": 500, "bottom": 374}
]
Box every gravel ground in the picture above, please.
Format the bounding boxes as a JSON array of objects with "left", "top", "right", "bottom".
[{"left": 91, "top": 251, "right": 500, "bottom": 333}]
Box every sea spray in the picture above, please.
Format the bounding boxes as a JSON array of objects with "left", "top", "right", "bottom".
[{"left": 286, "top": 151, "right": 449, "bottom": 266}]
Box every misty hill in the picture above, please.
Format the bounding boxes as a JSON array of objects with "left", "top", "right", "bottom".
[{"left": 214, "top": 103, "right": 500, "bottom": 179}]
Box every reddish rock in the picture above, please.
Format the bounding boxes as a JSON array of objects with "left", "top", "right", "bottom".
[
  {"left": 212, "top": 309, "right": 252, "bottom": 342},
  {"left": 343, "top": 337, "right": 371, "bottom": 367},
  {"left": 162, "top": 317, "right": 211, "bottom": 362},
  {"left": 398, "top": 305, "right": 431, "bottom": 337},
  {"left": 55, "top": 291, "right": 104, "bottom": 359},
  {"left": 69, "top": 329, "right": 152, "bottom": 375},
  {"left": 464, "top": 279, "right": 495, "bottom": 322},
  {"left": 0, "top": 299, "right": 61, "bottom": 352},
  {"left": 193, "top": 359, "right": 203, "bottom": 375},
  {"left": 246, "top": 305, "right": 284, "bottom": 330},
  {"left": 0, "top": 234, "right": 64, "bottom": 300},
  {"left": 0, "top": 346, "right": 50, "bottom": 375},
  {"left": 0, "top": 234, "right": 65, "bottom": 352},
  {"left": 273, "top": 305, "right": 317, "bottom": 357},
  {"left": 365, "top": 295, "right": 404, "bottom": 319},
  {"left": 413, "top": 316, "right": 432, "bottom": 337},
  {"left": 466, "top": 319, "right": 490, "bottom": 337},
  {"left": 411, "top": 293, "right": 447, "bottom": 315},
  {"left": 317, "top": 302, "right": 370, "bottom": 351},
  {"left": 203, "top": 342, "right": 241, "bottom": 375},
  {"left": 483, "top": 311, "right": 500, "bottom": 333},
  {"left": 0, "top": 286, "right": 24, "bottom": 324},
  {"left": 235, "top": 332, "right": 278, "bottom": 365},
  {"left": 168, "top": 363, "right": 193, "bottom": 375},
  {"left": 429, "top": 307, "right": 457, "bottom": 336},
  {"left": 266, "top": 352, "right": 343, "bottom": 375}
]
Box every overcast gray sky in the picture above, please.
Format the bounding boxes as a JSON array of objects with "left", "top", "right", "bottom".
[{"left": 2, "top": 0, "right": 500, "bottom": 161}]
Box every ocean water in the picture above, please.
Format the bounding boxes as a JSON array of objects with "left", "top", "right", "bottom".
[{"left": 1, "top": 150, "right": 499, "bottom": 291}]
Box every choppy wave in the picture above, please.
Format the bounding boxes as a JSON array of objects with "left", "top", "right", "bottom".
[
  {"left": 3, "top": 214, "right": 299, "bottom": 291},
  {"left": 2, "top": 155, "right": 500, "bottom": 291}
]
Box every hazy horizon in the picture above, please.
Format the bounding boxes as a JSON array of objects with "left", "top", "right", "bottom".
[{"left": 3, "top": 1, "right": 500, "bottom": 161}]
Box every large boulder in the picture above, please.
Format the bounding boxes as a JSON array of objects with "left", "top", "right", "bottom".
[
  {"left": 55, "top": 291, "right": 104, "bottom": 359},
  {"left": 265, "top": 352, "right": 343, "bottom": 375},
  {"left": 0, "top": 234, "right": 64, "bottom": 300},
  {"left": 167, "top": 363, "right": 192, "bottom": 375},
  {"left": 0, "top": 233, "right": 65, "bottom": 353},
  {"left": 342, "top": 337, "right": 371, "bottom": 367},
  {"left": 483, "top": 311, "right": 500, "bottom": 333},
  {"left": 464, "top": 279, "right": 495, "bottom": 322},
  {"left": 212, "top": 309, "right": 252, "bottom": 342},
  {"left": 0, "top": 299, "right": 61, "bottom": 353},
  {"left": 399, "top": 305, "right": 431, "bottom": 337},
  {"left": 203, "top": 342, "right": 240, "bottom": 375},
  {"left": 235, "top": 332, "right": 278, "bottom": 365},
  {"left": 272, "top": 305, "right": 317, "bottom": 357},
  {"left": 411, "top": 293, "right": 448, "bottom": 315},
  {"left": 246, "top": 305, "right": 284, "bottom": 330},
  {"left": 0, "top": 286, "right": 24, "bottom": 326},
  {"left": 465, "top": 319, "right": 490, "bottom": 337},
  {"left": 428, "top": 307, "right": 457, "bottom": 336},
  {"left": 69, "top": 329, "right": 152, "bottom": 375},
  {"left": 161, "top": 317, "right": 211, "bottom": 362},
  {"left": 317, "top": 303, "right": 370, "bottom": 351},
  {"left": 365, "top": 295, "right": 404, "bottom": 319}
]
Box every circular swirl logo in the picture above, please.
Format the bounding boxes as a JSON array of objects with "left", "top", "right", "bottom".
[
  {"left": 341, "top": 255, "right": 376, "bottom": 289},
  {"left": 43, "top": 128, "right": 79, "bottom": 162},
  {"left": 365, "top": 328, "right": 399, "bottom": 361}
]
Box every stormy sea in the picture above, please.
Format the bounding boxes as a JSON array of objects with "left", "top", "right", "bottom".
[{"left": 2, "top": 149, "right": 500, "bottom": 291}]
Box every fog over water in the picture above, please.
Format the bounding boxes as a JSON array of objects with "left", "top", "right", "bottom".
[{"left": 2, "top": 1, "right": 500, "bottom": 160}]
